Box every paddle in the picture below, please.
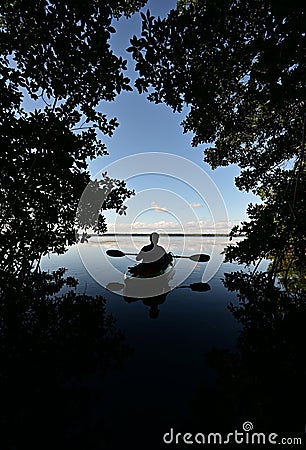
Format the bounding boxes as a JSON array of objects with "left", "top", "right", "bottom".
[{"left": 106, "top": 249, "right": 210, "bottom": 262}]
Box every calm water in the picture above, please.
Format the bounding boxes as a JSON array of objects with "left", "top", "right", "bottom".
[{"left": 41, "top": 236, "right": 268, "bottom": 449}]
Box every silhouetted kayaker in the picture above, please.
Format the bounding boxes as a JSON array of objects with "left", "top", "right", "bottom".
[
  {"left": 80, "top": 231, "right": 90, "bottom": 243},
  {"left": 136, "top": 232, "right": 166, "bottom": 263},
  {"left": 129, "top": 232, "right": 170, "bottom": 275}
]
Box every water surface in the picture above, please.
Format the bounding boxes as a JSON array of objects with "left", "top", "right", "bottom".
[{"left": 41, "top": 236, "right": 267, "bottom": 448}]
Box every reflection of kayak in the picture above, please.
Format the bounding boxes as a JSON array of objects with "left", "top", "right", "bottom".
[
  {"left": 123, "top": 253, "right": 176, "bottom": 298},
  {"left": 124, "top": 252, "right": 175, "bottom": 280}
]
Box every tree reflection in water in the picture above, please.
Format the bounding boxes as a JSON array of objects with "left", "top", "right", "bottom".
[
  {"left": 0, "top": 269, "right": 130, "bottom": 450},
  {"left": 193, "top": 272, "right": 306, "bottom": 436}
]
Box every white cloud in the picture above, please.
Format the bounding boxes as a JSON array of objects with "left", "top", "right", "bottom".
[
  {"left": 106, "top": 220, "right": 180, "bottom": 233},
  {"left": 106, "top": 219, "right": 241, "bottom": 234},
  {"left": 132, "top": 220, "right": 179, "bottom": 230},
  {"left": 150, "top": 201, "right": 168, "bottom": 212},
  {"left": 189, "top": 203, "right": 201, "bottom": 208}
]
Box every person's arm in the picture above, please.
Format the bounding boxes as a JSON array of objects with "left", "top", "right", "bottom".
[
  {"left": 136, "top": 244, "right": 151, "bottom": 261},
  {"left": 136, "top": 250, "right": 143, "bottom": 261}
]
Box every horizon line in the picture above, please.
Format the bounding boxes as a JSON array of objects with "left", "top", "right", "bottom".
[{"left": 80, "top": 232, "right": 244, "bottom": 237}]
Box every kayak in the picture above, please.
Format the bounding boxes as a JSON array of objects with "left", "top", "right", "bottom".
[
  {"left": 124, "top": 252, "right": 175, "bottom": 280},
  {"left": 122, "top": 253, "right": 175, "bottom": 299}
]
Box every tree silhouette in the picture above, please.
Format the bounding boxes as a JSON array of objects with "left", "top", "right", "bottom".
[
  {"left": 0, "top": 1, "right": 145, "bottom": 274},
  {"left": 128, "top": 0, "right": 306, "bottom": 278}
]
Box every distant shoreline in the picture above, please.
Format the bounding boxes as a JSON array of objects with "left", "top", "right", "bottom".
[{"left": 80, "top": 233, "right": 244, "bottom": 237}]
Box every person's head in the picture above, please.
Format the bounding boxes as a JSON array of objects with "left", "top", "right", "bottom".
[{"left": 150, "top": 232, "right": 159, "bottom": 244}]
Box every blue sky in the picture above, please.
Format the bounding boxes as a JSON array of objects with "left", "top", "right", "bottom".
[
  {"left": 86, "top": 0, "right": 259, "bottom": 233},
  {"left": 21, "top": 0, "right": 259, "bottom": 234}
]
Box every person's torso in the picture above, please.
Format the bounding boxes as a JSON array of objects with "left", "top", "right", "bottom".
[{"left": 141, "top": 244, "right": 166, "bottom": 263}]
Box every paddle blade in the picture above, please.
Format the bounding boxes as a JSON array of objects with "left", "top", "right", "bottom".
[
  {"left": 106, "top": 282, "right": 125, "bottom": 291},
  {"left": 189, "top": 254, "right": 210, "bottom": 262},
  {"left": 178, "top": 282, "right": 211, "bottom": 291},
  {"left": 106, "top": 249, "right": 125, "bottom": 257}
]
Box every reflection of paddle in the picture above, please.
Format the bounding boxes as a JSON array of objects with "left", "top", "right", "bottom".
[
  {"left": 106, "top": 249, "right": 210, "bottom": 262},
  {"left": 106, "top": 282, "right": 124, "bottom": 292},
  {"left": 179, "top": 282, "right": 211, "bottom": 292}
]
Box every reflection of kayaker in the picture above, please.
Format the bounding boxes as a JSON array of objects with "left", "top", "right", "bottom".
[
  {"left": 124, "top": 255, "right": 175, "bottom": 298},
  {"left": 124, "top": 260, "right": 175, "bottom": 318},
  {"left": 124, "top": 291, "right": 169, "bottom": 319},
  {"left": 105, "top": 280, "right": 171, "bottom": 319},
  {"left": 106, "top": 279, "right": 211, "bottom": 319}
]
